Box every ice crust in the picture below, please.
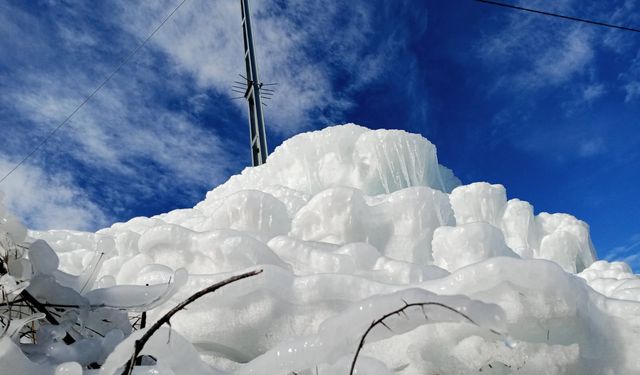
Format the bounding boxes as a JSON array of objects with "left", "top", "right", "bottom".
[{"left": 1, "top": 124, "right": 638, "bottom": 374}]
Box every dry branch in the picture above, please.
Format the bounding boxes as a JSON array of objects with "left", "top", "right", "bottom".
[
  {"left": 349, "top": 301, "right": 479, "bottom": 375},
  {"left": 121, "top": 268, "right": 263, "bottom": 375}
]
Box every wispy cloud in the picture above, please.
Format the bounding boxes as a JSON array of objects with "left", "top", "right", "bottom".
[
  {"left": 0, "top": 0, "right": 407, "bottom": 230},
  {"left": 577, "top": 137, "right": 606, "bottom": 158},
  {"left": 619, "top": 51, "right": 640, "bottom": 102},
  {"left": 605, "top": 233, "right": 640, "bottom": 271},
  {"left": 476, "top": 0, "right": 640, "bottom": 100},
  {"left": 515, "top": 128, "right": 608, "bottom": 163},
  {"left": 477, "top": 0, "right": 597, "bottom": 92},
  {"left": 114, "top": 0, "right": 395, "bottom": 133},
  {"left": 0, "top": 154, "right": 107, "bottom": 230},
  {"left": 582, "top": 83, "right": 606, "bottom": 102},
  {"left": 0, "top": 0, "right": 241, "bottom": 228},
  {"left": 474, "top": 0, "right": 640, "bottom": 163},
  {"left": 7, "top": 70, "right": 232, "bottom": 185}
]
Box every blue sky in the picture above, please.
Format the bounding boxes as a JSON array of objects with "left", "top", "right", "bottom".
[{"left": 0, "top": 0, "right": 638, "bottom": 269}]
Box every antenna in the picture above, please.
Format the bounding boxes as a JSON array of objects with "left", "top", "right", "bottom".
[{"left": 239, "top": 0, "right": 269, "bottom": 166}]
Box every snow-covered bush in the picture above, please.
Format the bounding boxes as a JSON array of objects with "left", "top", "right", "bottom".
[{"left": 0, "top": 203, "right": 187, "bottom": 373}]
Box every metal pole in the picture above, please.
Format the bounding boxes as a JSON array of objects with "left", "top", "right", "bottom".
[{"left": 240, "top": 0, "right": 269, "bottom": 166}]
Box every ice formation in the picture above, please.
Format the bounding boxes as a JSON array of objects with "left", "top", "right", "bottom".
[{"left": 1, "top": 124, "right": 639, "bottom": 374}]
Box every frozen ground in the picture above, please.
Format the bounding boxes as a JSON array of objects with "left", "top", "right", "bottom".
[{"left": 1, "top": 124, "right": 639, "bottom": 374}]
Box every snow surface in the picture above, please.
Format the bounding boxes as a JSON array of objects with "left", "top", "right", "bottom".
[{"left": 1, "top": 124, "right": 639, "bottom": 374}]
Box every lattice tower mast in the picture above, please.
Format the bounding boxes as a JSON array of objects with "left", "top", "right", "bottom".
[{"left": 240, "top": 0, "right": 268, "bottom": 166}]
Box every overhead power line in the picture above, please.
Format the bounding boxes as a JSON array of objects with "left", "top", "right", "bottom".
[
  {"left": 0, "top": 0, "right": 189, "bottom": 186},
  {"left": 475, "top": 0, "right": 640, "bottom": 33}
]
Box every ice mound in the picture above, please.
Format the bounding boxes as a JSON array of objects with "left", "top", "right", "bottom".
[
  {"left": 1, "top": 124, "right": 639, "bottom": 374},
  {"left": 579, "top": 260, "right": 640, "bottom": 301},
  {"left": 199, "top": 124, "right": 461, "bottom": 199}
]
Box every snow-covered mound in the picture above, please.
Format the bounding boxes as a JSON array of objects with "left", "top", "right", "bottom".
[{"left": 1, "top": 124, "right": 639, "bottom": 374}]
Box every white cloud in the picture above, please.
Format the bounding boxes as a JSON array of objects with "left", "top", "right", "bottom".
[
  {"left": 0, "top": 155, "right": 107, "bottom": 231},
  {"left": 476, "top": 0, "right": 640, "bottom": 162},
  {"left": 477, "top": 0, "right": 596, "bottom": 91},
  {"left": 559, "top": 82, "right": 606, "bottom": 117},
  {"left": 114, "top": 0, "right": 385, "bottom": 133},
  {"left": 529, "top": 28, "right": 594, "bottom": 87},
  {"left": 619, "top": 52, "right": 640, "bottom": 102},
  {"left": 605, "top": 233, "right": 640, "bottom": 270},
  {"left": 4, "top": 70, "right": 232, "bottom": 188},
  {"left": 577, "top": 137, "right": 606, "bottom": 158},
  {"left": 582, "top": 83, "right": 606, "bottom": 102},
  {"left": 601, "top": 0, "right": 640, "bottom": 53},
  {"left": 477, "top": 0, "right": 640, "bottom": 105},
  {"left": 501, "top": 120, "right": 609, "bottom": 162},
  {"left": 0, "top": 1, "right": 244, "bottom": 229},
  {"left": 623, "top": 81, "right": 640, "bottom": 102},
  {"left": 0, "top": 0, "right": 401, "bottom": 231}
]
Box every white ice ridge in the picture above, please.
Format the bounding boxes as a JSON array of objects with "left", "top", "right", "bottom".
[{"left": 1, "top": 124, "right": 638, "bottom": 374}]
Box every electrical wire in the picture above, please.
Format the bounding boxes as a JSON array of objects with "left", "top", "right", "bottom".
[
  {"left": 0, "top": 0, "right": 189, "bottom": 185},
  {"left": 474, "top": 0, "right": 640, "bottom": 33}
]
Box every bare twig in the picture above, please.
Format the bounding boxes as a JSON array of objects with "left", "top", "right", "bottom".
[
  {"left": 0, "top": 286, "right": 11, "bottom": 339},
  {"left": 121, "top": 269, "right": 263, "bottom": 375},
  {"left": 349, "top": 301, "right": 479, "bottom": 375},
  {"left": 135, "top": 312, "right": 147, "bottom": 366},
  {"left": 0, "top": 314, "right": 9, "bottom": 338},
  {"left": 20, "top": 292, "right": 76, "bottom": 344},
  {"left": 0, "top": 257, "right": 8, "bottom": 276}
]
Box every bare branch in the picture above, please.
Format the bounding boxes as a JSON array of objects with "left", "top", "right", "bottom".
[
  {"left": 349, "top": 301, "right": 479, "bottom": 375},
  {"left": 0, "top": 314, "right": 9, "bottom": 339},
  {"left": 18, "top": 289, "right": 76, "bottom": 344},
  {"left": 0, "top": 286, "right": 11, "bottom": 339},
  {"left": 121, "top": 269, "right": 263, "bottom": 375}
]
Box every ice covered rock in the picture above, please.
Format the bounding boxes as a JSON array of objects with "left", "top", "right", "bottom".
[
  {"left": 136, "top": 224, "right": 288, "bottom": 275},
  {"left": 0, "top": 337, "right": 53, "bottom": 375},
  {"left": 432, "top": 222, "right": 519, "bottom": 272},
  {"left": 450, "top": 182, "right": 507, "bottom": 227},
  {"left": 28, "top": 240, "right": 60, "bottom": 275},
  {"left": 199, "top": 125, "right": 460, "bottom": 202},
  {"left": 4, "top": 124, "right": 634, "bottom": 374},
  {"left": 189, "top": 190, "right": 290, "bottom": 241},
  {"left": 291, "top": 186, "right": 454, "bottom": 265},
  {"left": 448, "top": 182, "right": 596, "bottom": 272},
  {"left": 54, "top": 362, "right": 82, "bottom": 375},
  {"left": 536, "top": 212, "right": 596, "bottom": 272},
  {"left": 235, "top": 288, "right": 506, "bottom": 375},
  {"left": 100, "top": 327, "right": 219, "bottom": 375},
  {"left": 579, "top": 260, "right": 640, "bottom": 301},
  {"left": 267, "top": 237, "right": 447, "bottom": 283},
  {"left": 500, "top": 198, "right": 537, "bottom": 258}
]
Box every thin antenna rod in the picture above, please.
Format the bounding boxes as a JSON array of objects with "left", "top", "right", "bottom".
[{"left": 240, "top": 0, "right": 268, "bottom": 166}]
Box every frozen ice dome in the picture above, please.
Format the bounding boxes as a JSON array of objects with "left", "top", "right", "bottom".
[{"left": 3, "top": 124, "right": 638, "bottom": 375}]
